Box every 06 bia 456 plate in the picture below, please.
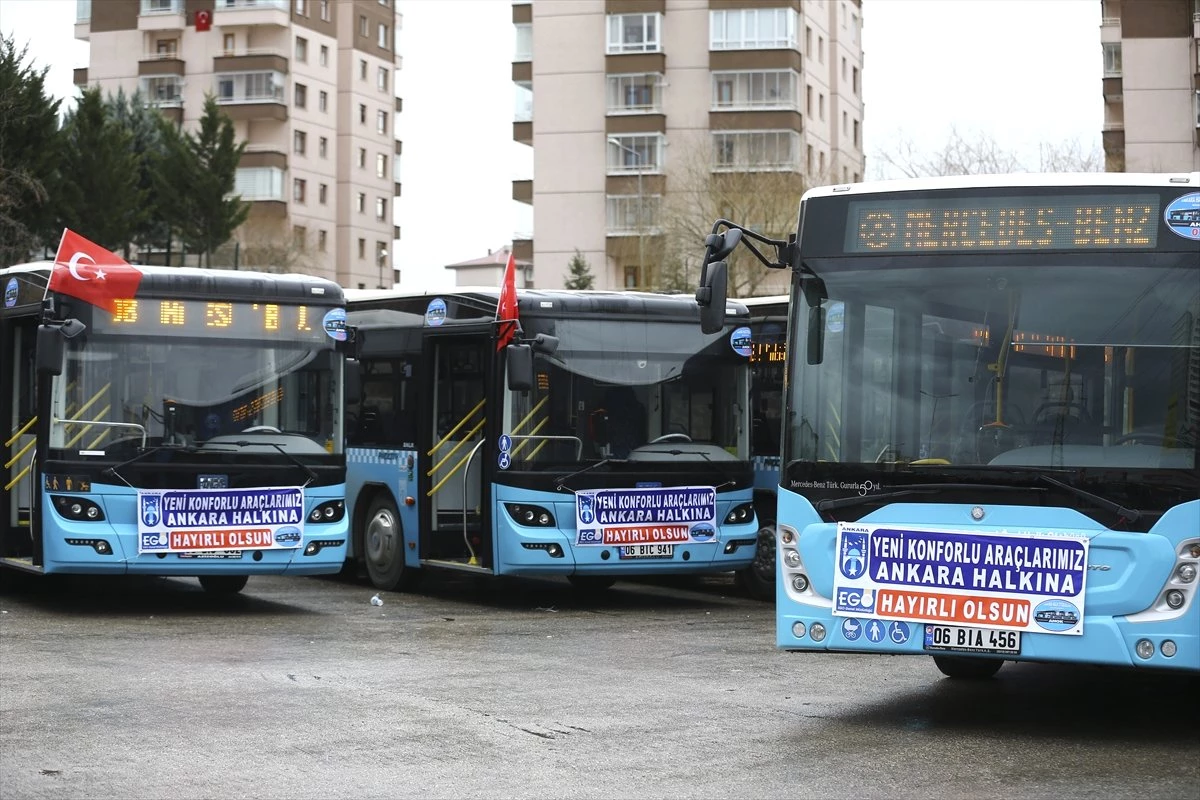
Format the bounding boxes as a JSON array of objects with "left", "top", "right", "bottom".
[{"left": 923, "top": 625, "right": 1021, "bottom": 655}]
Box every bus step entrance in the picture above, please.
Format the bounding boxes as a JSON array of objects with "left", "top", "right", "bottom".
[{"left": 430, "top": 511, "right": 487, "bottom": 566}]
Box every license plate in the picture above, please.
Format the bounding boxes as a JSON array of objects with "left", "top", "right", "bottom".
[
  {"left": 924, "top": 625, "right": 1021, "bottom": 655},
  {"left": 177, "top": 550, "right": 243, "bottom": 560},
  {"left": 618, "top": 544, "right": 674, "bottom": 559}
]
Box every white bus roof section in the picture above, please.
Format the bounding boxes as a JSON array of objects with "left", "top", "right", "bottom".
[{"left": 800, "top": 171, "right": 1200, "bottom": 202}]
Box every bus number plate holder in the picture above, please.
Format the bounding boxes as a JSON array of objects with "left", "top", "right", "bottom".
[
  {"left": 923, "top": 625, "right": 1021, "bottom": 655},
  {"left": 618, "top": 544, "right": 674, "bottom": 559}
]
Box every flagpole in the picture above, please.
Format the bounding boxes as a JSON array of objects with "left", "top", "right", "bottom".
[{"left": 42, "top": 228, "right": 69, "bottom": 305}]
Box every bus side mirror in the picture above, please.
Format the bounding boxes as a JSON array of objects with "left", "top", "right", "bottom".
[
  {"left": 807, "top": 305, "right": 826, "bottom": 365},
  {"left": 507, "top": 343, "right": 533, "bottom": 392},
  {"left": 344, "top": 359, "right": 362, "bottom": 407},
  {"left": 697, "top": 261, "right": 728, "bottom": 335},
  {"left": 36, "top": 325, "right": 65, "bottom": 376},
  {"left": 530, "top": 333, "right": 559, "bottom": 355},
  {"left": 336, "top": 325, "right": 361, "bottom": 359}
]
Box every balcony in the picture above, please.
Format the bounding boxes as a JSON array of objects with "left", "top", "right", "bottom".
[
  {"left": 215, "top": 72, "right": 288, "bottom": 121},
  {"left": 213, "top": 51, "right": 289, "bottom": 75},
  {"left": 1103, "top": 76, "right": 1123, "bottom": 102},
  {"left": 213, "top": 0, "right": 290, "bottom": 28},
  {"left": 73, "top": 67, "right": 88, "bottom": 87},
  {"left": 139, "top": 53, "right": 185, "bottom": 77},
  {"left": 514, "top": 121, "right": 532, "bottom": 146},
  {"left": 513, "top": 179, "right": 532, "bottom": 205},
  {"left": 75, "top": 0, "right": 90, "bottom": 40},
  {"left": 139, "top": 0, "right": 185, "bottom": 32}
]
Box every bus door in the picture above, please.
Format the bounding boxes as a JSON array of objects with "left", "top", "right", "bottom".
[
  {"left": 3, "top": 316, "right": 38, "bottom": 562},
  {"left": 422, "top": 333, "right": 492, "bottom": 569}
]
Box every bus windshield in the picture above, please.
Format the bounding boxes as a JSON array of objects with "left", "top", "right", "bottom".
[
  {"left": 50, "top": 331, "right": 341, "bottom": 457},
  {"left": 787, "top": 261, "right": 1198, "bottom": 472},
  {"left": 508, "top": 316, "right": 750, "bottom": 464}
]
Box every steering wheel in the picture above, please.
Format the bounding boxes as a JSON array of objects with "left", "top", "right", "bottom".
[
  {"left": 1112, "top": 432, "right": 1166, "bottom": 446},
  {"left": 650, "top": 433, "right": 692, "bottom": 444},
  {"left": 242, "top": 425, "right": 282, "bottom": 434}
]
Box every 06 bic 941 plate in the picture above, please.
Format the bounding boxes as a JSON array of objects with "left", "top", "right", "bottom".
[
  {"left": 924, "top": 625, "right": 1021, "bottom": 655},
  {"left": 618, "top": 544, "right": 674, "bottom": 559}
]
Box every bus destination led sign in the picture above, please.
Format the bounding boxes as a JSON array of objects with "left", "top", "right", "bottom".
[
  {"left": 93, "top": 298, "right": 327, "bottom": 342},
  {"left": 845, "top": 194, "right": 1161, "bottom": 253}
]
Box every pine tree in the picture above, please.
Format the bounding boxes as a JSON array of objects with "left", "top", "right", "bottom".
[
  {"left": 563, "top": 249, "right": 594, "bottom": 290},
  {"left": 58, "top": 87, "right": 147, "bottom": 254},
  {"left": 0, "top": 35, "right": 64, "bottom": 264},
  {"left": 106, "top": 89, "right": 172, "bottom": 258}
]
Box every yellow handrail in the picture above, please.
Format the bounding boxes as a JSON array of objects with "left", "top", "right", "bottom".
[
  {"left": 427, "top": 416, "right": 487, "bottom": 478},
  {"left": 427, "top": 397, "right": 486, "bottom": 457},
  {"left": 510, "top": 396, "right": 548, "bottom": 436},
  {"left": 66, "top": 404, "right": 111, "bottom": 448},
  {"left": 4, "top": 463, "right": 31, "bottom": 492},
  {"left": 86, "top": 426, "right": 113, "bottom": 450},
  {"left": 5, "top": 416, "right": 37, "bottom": 448},
  {"left": 65, "top": 383, "right": 110, "bottom": 424},
  {"left": 4, "top": 438, "right": 35, "bottom": 470},
  {"left": 510, "top": 417, "right": 549, "bottom": 459}
]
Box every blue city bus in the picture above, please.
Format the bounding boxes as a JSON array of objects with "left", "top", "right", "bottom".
[
  {"left": 341, "top": 288, "right": 760, "bottom": 592},
  {"left": 0, "top": 263, "right": 352, "bottom": 593},
  {"left": 696, "top": 173, "right": 1200, "bottom": 676},
  {"left": 739, "top": 295, "right": 788, "bottom": 599}
]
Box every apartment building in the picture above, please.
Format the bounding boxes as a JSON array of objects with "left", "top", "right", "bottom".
[
  {"left": 73, "top": 0, "right": 402, "bottom": 288},
  {"left": 512, "top": 0, "right": 864, "bottom": 292},
  {"left": 1101, "top": 0, "right": 1200, "bottom": 172}
]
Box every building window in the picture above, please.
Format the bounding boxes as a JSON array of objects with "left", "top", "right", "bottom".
[
  {"left": 818, "top": 150, "right": 826, "bottom": 173},
  {"left": 319, "top": 136, "right": 328, "bottom": 158},
  {"left": 155, "top": 38, "right": 177, "bottom": 57},
  {"left": 359, "top": 103, "right": 367, "bottom": 124},
  {"left": 623, "top": 265, "right": 641, "bottom": 289},
  {"left": 377, "top": 110, "right": 388, "bottom": 134},
  {"left": 360, "top": 59, "right": 368, "bottom": 80},
  {"left": 319, "top": 44, "right": 328, "bottom": 67},
  {"left": 358, "top": 147, "right": 367, "bottom": 168},
  {"left": 222, "top": 33, "right": 235, "bottom": 55},
  {"left": 293, "top": 225, "right": 307, "bottom": 249},
  {"left": 359, "top": 14, "right": 368, "bottom": 36},
  {"left": 843, "top": 166, "right": 849, "bottom": 182},
  {"left": 711, "top": 70, "right": 799, "bottom": 110},
  {"left": 841, "top": 56, "right": 847, "bottom": 81},
  {"left": 806, "top": 144, "right": 813, "bottom": 173},
  {"left": 294, "top": 0, "right": 306, "bottom": 16},
  {"left": 514, "top": 23, "right": 532, "bottom": 61},
  {"left": 805, "top": 84, "right": 812, "bottom": 115},
  {"left": 818, "top": 36, "right": 824, "bottom": 63},
  {"left": 378, "top": 66, "right": 389, "bottom": 92},
  {"left": 606, "top": 73, "right": 663, "bottom": 114},
  {"left": 293, "top": 178, "right": 306, "bottom": 203},
  {"left": 842, "top": 110, "right": 848, "bottom": 134},
  {"left": 852, "top": 66, "right": 859, "bottom": 95},
  {"left": 356, "top": 192, "right": 365, "bottom": 213},
  {"left": 1103, "top": 43, "right": 1122, "bottom": 76},
  {"left": 216, "top": 71, "right": 285, "bottom": 104},
  {"left": 605, "top": 194, "right": 661, "bottom": 235},
  {"left": 319, "top": 183, "right": 327, "bottom": 204},
  {"left": 294, "top": 82, "right": 307, "bottom": 108},
  {"left": 320, "top": 0, "right": 329, "bottom": 21},
  {"left": 606, "top": 13, "right": 661, "bottom": 54},
  {"left": 805, "top": 25, "right": 811, "bottom": 55},
  {"left": 318, "top": 229, "right": 327, "bottom": 252},
  {"left": 140, "top": 75, "right": 182, "bottom": 106},
  {"left": 606, "top": 133, "right": 665, "bottom": 174},
  {"left": 514, "top": 81, "right": 533, "bottom": 121},
  {"left": 853, "top": 118, "right": 860, "bottom": 147},
  {"left": 293, "top": 129, "right": 306, "bottom": 155},
  {"left": 376, "top": 153, "right": 387, "bottom": 179},
  {"left": 711, "top": 130, "right": 801, "bottom": 171},
  {"left": 358, "top": 238, "right": 366, "bottom": 259},
  {"left": 819, "top": 92, "right": 825, "bottom": 120},
  {"left": 319, "top": 90, "right": 328, "bottom": 112},
  {"left": 234, "top": 167, "right": 284, "bottom": 200},
  {"left": 710, "top": 8, "right": 798, "bottom": 50},
  {"left": 377, "top": 23, "right": 389, "bottom": 50},
  {"left": 375, "top": 197, "right": 387, "bottom": 220},
  {"left": 295, "top": 36, "right": 307, "bottom": 62}
]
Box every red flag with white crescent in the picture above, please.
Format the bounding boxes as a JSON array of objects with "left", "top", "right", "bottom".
[
  {"left": 496, "top": 250, "right": 519, "bottom": 351},
  {"left": 49, "top": 229, "right": 143, "bottom": 313}
]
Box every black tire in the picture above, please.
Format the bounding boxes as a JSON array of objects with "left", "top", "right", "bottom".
[
  {"left": 933, "top": 655, "right": 1004, "bottom": 680},
  {"left": 568, "top": 575, "right": 616, "bottom": 593},
  {"left": 735, "top": 518, "right": 776, "bottom": 601},
  {"left": 361, "top": 494, "right": 414, "bottom": 591},
  {"left": 198, "top": 575, "right": 249, "bottom": 594}
]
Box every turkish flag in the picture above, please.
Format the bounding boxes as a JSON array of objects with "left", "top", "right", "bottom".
[
  {"left": 495, "top": 250, "right": 519, "bottom": 351},
  {"left": 195, "top": 9, "right": 212, "bottom": 32},
  {"left": 49, "top": 229, "right": 143, "bottom": 313}
]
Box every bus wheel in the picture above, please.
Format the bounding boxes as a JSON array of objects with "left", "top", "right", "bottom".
[
  {"left": 568, "top": 575, "right": 616, "bottom": 593},
  {"left": 735, "top": 517, "right": 776, "bottom": 601},
  {"left": 198, "top": 575, "right": 249, "bottom": 595},
  {"left": 933, "top": 656, "right": 1004, "bottom": 680},
  {"left": 363, "top": 495, "right": 410, "bottom": 591}
]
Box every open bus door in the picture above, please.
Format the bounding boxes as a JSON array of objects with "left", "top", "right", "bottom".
[
  {"left": 2, "top": 316, "right": 41, "bottom": 571},
  {"left": 421, "top": 331, "right": 494, "bottom": 571}
]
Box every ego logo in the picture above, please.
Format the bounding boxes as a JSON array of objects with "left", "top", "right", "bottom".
[
  {"left": 4, "top": 277, "right": 18, "bottom": 308},
  {"left": 425, "top": 297, "right": 447, "bottom": 327},
  {"left": 838, "top": 531, "right": 869, "bottom": 579},
  {"left": 140, "top": 531, "right": 168, "bottom": 551},
  {"left": 577, "top": 528, "right": 602, "bottom": 545},
  {"left": 140, "top": 495, "right": 162, "bottom": 528}
]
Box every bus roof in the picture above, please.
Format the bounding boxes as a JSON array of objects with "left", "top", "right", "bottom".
[
  {"left": 346, "top": 286, "right": 750, "bottom": 318},
  {"left": 2, "top": 261, "right": 345, "bottom": 304},
  {"left": 800, "top": 171, "right": 1200, "bottom": 202}
]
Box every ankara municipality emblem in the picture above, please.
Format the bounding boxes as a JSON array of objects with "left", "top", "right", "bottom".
[
  {"left": 578, "top": 494, "right": 595, "bottom": 525},
  {"left": 140, "top": 495, "right": 161, "bottom": 527},
  {"left": 839, "top": 531, "right": 868, "bottom": 579}
]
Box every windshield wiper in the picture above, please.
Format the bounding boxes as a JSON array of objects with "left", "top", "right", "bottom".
[
  {"left": 200, "top": 439, "right": 319, "bottom": 486},
  {"left": 814, "top": 483, "right": 1041, "bottom": 513},
  {"left": 1036, "top": 473, "right": 1142, "bottom": 525},
  {"left": 103, "top": 443, "right": 196, "bottom": 488},
  {"left": 555, "top": 458, "right": 623, "bottom": 493}
]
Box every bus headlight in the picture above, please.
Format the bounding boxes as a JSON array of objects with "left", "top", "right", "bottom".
[
  {"left": 505, "top": 503, "right": 556, "bottom": 527},
  {"left": 723, "top": 503, "right": 754, "bottom": 525},
  {"left": 1177, "top": 563, "right": 1197, "bottom": 583},
  {"left": 51, "top": 495, "right": 105, "bottom": 522},
  {"left": 791, "top": 574, "right": 809, "bottom": 593},
  {"left": 1165, "top": 590, "right": 1185, "bottom": 609},
  {"left": 810, "top": 623, "right": 827, "bottom": 642},
  {"left": 307, "top": 500, "right": 345, "bottom": 523},
  {"left": 1135, "top": 639, "right": 1155, "bottom": 659},
  {"left": 783, "top": 549, "right": 801, "bottom": 568}
]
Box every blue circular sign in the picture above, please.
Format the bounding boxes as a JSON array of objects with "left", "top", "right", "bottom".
[
  {"left": 827, "top": 302, "right": 845, "bottom": 333},
  {"left": 1164, "top": 191, "right": 1200, "bottom": 240},
  {"left": 498, "top": 434, "right": 512, "bottom": 452},
  {"left": 888, "top": 620, "right": 910, "bottom": 644},
  {"left": 730, "top": 326, "right": 752, "bottom": 358},
  {"left": 425, "top": 298, "right": 447, "bottom": 327},
  {"left": 322, "top": 307, "right": 348, "bottom": 341},
  {"left": 1033, "top": 599, "right": 1081, "bottom": 632},
  {"left": 497, "top": 451, "right": 511, "bottom": 470},
  {"left": 841, "top": 617, "right": 864, "bottom": 641},
  {"left": 4, "top": 277, "right": 17, "bottom": 308}
]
